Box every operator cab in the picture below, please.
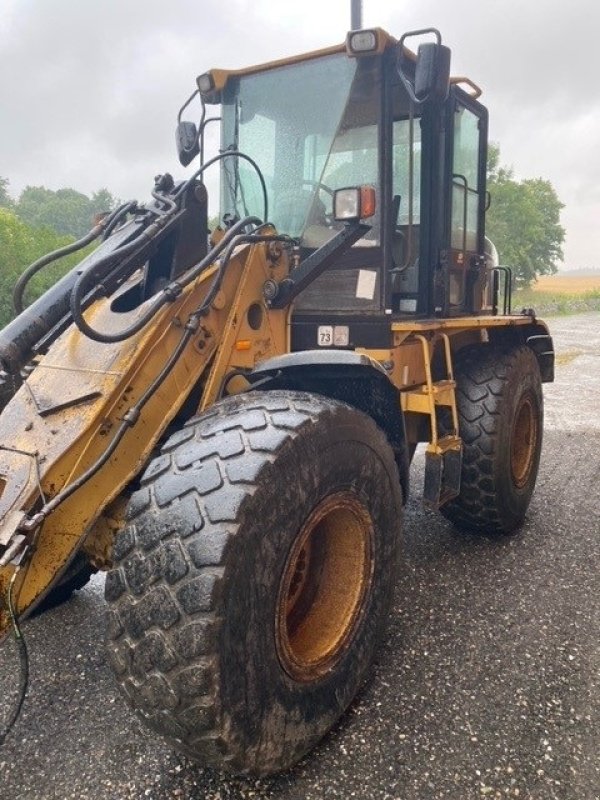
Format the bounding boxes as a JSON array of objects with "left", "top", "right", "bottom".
[{"left": 191, "top": 28, "right": 489, "bottom": 350}]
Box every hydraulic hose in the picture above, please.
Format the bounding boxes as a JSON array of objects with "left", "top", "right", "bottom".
[
  {"left": 69, "top": 215, "right": 262, "bottom": 344},
  {"left": 0, "top": 567, "right": 29, "bottom": 747},
  {"left": 21, "top": 224, "right": 254, "bottom": 529},
  {"left": 101, "top": 201, "right": 138, "bottom": 241},
  {"left": 28, "top": 322, "right": 194, "bottom": 522},
  {"left": 160, "top": 228, "right": 291, "bottom": 341},
  {"left": 180, "top": 215, "right": 263, "bottom": 288},
  {"left": 17, "top": 224, "right": 290, "bottom": 557},
  {"left": 12, "top": 223, "right": 105, "bottom": 316},
  {"left": 175, "top": 150, "right": 268, "bottom": 222},
  {"left": 12, "top": 200, "right": 140, "bottom": 315},
  {"left": 68, "top": 214, "right": 177, "bottom": 340}
]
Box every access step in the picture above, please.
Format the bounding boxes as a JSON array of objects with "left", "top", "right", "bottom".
[
  {"left": 423, "top": 438, "right": 462, "bottom": 509},
  {"left": 401, "top": 379, "right": 457, "bottom": 414}
]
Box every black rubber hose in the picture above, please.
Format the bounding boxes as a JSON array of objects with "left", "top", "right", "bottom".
[
  {"left": 20, "top": 227, "right": 277, "bottom": 530},
  {"left": 101, "top": 201, "right": 138, "bottom": 241},
  {"left": 176, "top": 150, "right": 268, "bottom": 222},
  {"left": 68, "top": 218, "right": 174, "bottom": 340},
  {"left": 177, "top": 215, "right": 263, "bottom": 288},
  {"left": 70, "top": 215, "right": 262, "bottom": 344},
  {"left": 12, "top": 223, "right": 105, "bottom": 316},
  {"left": 11, "top": 199, "right": 140, "bottom": 315},
  {"left": 32, "top": 267, "right": 222, "bottom": 521},
  {"left": 189, "top": 231, "right": 291, "bottom": 323},
  {"left": 0, "top": 568, "right": 29, "bottom": 747}
]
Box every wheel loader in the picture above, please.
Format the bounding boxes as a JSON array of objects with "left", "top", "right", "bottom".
[{"left": 0, "top": 26, "right": 554, "bottom": 775}]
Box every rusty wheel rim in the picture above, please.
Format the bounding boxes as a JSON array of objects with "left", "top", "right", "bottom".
[
  {"left": 275, "top": 492, "right": 374, "bottom": 683},
  {"left": 511, "top": 393, "right": 538, "bottom": 489}
]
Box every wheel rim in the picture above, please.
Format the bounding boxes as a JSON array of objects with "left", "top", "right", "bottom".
[
  {"left": 275, "top": 492, "right": 374, "bottom": 683},
  {"left": 511, "top": 393, "right": 538, "bottom": 488}
]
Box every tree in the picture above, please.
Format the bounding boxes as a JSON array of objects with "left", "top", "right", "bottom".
[
  {"left": 90, "top": 189, "right": 120, "bottom": 224},
  {"left": 15, "top": 185, "right": 118, "bottom": 239},
  {"left": 0, "top": 177, "right": 13, "bottom": 209},
  {"left": 486, "top": 145, "right": 565, "bottom": 287},
  {"left": 0, "top": 208, "right": 85, "bottom": 329}
]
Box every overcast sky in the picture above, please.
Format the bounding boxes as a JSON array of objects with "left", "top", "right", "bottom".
[{"left": 1, "top": 0, "right": 598, "bottom": 268}]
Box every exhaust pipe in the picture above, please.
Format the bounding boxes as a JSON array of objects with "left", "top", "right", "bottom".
[{"left": 351, "top": 0, "right": 362, "bottom": 30}]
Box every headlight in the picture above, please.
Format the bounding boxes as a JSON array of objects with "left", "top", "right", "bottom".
[{"left": 333, "top": 186, "right": 376, "bottom": 221}]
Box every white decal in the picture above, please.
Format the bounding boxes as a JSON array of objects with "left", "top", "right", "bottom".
[
  {"left": 333, "top": 326, "right": 349, "bottom": 347},
  {"left": 356, "top": 269, "right": 377, "bottom": 300},
  {"left": 317, "top": 325, "right": 333, "bottom": 346}
]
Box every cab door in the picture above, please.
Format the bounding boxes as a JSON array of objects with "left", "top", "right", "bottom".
[{"left": 446, "top": 90, "right": 488, "bottom": 314}]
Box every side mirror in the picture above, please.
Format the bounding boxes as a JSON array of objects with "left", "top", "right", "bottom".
[
  {"left": 176, "top": 121, "right": 199, "bottom": 167},
  {"left": 414, "top": 42, "right": 451, "bottom": 103},
  {"left": 398, "top": 28, "right": 451, "bottom": 105}
]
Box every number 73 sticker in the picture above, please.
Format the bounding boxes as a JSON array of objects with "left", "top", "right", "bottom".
[{"left": 318, "top": 325, "right": 349, "bottom": 347}]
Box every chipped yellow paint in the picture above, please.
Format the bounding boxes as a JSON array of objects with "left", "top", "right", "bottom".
[
  {"left": 83, "top": 496, "right": 128, "bottom": 570},
  {"left": 0, "top": 224, "right": 551, "bottom": 636},
  {"left": 0, "top": 240, "right": 290, "bottom": 633}
]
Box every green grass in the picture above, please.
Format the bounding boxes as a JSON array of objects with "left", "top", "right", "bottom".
[{"left": 512, "top": 288, "right": 600, "bottom": 317}]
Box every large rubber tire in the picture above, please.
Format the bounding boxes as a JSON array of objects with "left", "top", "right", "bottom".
[
  {"left": 441, "top": 345, "right": 543, "bottom": 534},
  {"left": 105, "top": 390, "right": 402, "bottom": 775}
]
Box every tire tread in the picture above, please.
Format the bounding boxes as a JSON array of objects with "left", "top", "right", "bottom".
[
  {"left": 441, "top": 345, "right": 542, "bottom": 534},
  {"left": 106, "top": 391, "right": 373, "bottom": 766}
]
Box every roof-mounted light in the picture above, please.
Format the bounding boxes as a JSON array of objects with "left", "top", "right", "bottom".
[
  {"left": 346, "top": 28, "right": 390, "bottom": 57},
  {"left": 196, "top": 69, "right": 228, "bottom": 104},
  {"left": 348, "top": 30, "right": 377, "bottom": 53},
  {"left": 197, "top": 72, "right": 215, "bottom": 95}
]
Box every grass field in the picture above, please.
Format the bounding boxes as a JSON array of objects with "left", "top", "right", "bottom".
[
  {"left": 513, "top": 273, "right": 600, "bottom": 316},
  {"left": 532, "top": 274, "right": 600, "bottom": 293}
]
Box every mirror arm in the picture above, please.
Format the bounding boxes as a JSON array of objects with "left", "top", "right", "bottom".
[{"left": 396, "top": 28, "right": 450, "bottom": 106}]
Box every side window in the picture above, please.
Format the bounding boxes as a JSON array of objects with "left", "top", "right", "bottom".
[
  {"left": 451, "top": 106, "right": 481, "bottom": 253},
  {"left": 392, "top": 118, "right": 422, "bottom": 225},
  {"left": 390, "top": 117, "right": 422, "bottom": 312}
]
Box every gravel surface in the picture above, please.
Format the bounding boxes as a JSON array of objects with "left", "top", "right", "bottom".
[{"left": 1, "top": 313, "right": 599, "bottom": 800}]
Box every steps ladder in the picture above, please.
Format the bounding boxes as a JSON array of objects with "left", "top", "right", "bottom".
[{"left": 401, "top": 333, "right": 462, "bottom": 508}]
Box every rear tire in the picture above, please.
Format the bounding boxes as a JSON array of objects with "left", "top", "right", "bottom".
[
  {"left": 441, "top": 345, "right": 543, "bottom": 534},
  {"left": 105, "top": 390, "right": 402, "bottom": 775}
]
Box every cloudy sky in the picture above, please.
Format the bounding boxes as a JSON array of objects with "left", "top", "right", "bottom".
[{"left": 1, "top": 0, "right": 598, "bottom": 268}]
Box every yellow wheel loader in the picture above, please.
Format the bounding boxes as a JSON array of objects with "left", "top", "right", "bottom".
[{"left": 0, "top": 26, "right": 553, "bottom": 775}]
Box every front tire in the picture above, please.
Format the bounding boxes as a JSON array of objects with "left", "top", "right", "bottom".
[
  {"left": 441, "top": 345, "right": 543, "bottom": 534},
  {"left": 34, "top": 553, "right": 95, "bottom": 614},
  {"left": 105, "top": 390, "right": 402, "bottom": 775}
]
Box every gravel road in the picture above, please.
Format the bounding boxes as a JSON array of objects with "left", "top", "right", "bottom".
[{"left": 1, "top": 313, "right": 599, "bottom": 800}]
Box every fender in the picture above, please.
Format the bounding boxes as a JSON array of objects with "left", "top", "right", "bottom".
[
  {"left": 488, "top": 320, "right": 555, "bottom": 383},
  {"left": 249, "top": 350, "right": 410, "bottom": 503}
]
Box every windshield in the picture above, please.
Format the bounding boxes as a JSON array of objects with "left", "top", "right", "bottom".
[{"left": 220, "top": 53, "right": 380, "bottom": 245}]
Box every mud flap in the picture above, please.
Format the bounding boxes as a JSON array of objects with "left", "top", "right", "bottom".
[{"left": 423, "top": 448, "right": 462, "bottom": 509}]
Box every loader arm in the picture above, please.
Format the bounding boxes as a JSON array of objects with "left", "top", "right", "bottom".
[{"left": 0, "top": 236, "right": 289, "bottom": 635}]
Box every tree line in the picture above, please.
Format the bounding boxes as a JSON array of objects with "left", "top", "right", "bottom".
[
  {"left": 0, "top": 177, "right": 118, "bottom": 239},
  {"left": 485, "top": 145, "right": 565, "bottom": 287},
  {"left": 0, "top": 178, "right": 118, "bottom": 328},
  {"left": 0, "top": 151, "right": 565, "bottom": 329}
]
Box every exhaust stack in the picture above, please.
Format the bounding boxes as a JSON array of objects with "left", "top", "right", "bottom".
[{"left": 351, "top": 0, "right": 362, "bottom": 30}]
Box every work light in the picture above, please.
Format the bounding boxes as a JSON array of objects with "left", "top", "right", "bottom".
[
  {"left": 333, "top": 186, "right": 376, "bottom": 221},
  {"left": 347, "top": 30, "right": 378, "bottom": 53}
]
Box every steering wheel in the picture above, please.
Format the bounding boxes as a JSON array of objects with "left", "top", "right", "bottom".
[
  {"left": 301, "top": 179, "right": 335, "bottom": 197},
  {"left": 301, "top": 180, "right": 337, "bottom": 228}
]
